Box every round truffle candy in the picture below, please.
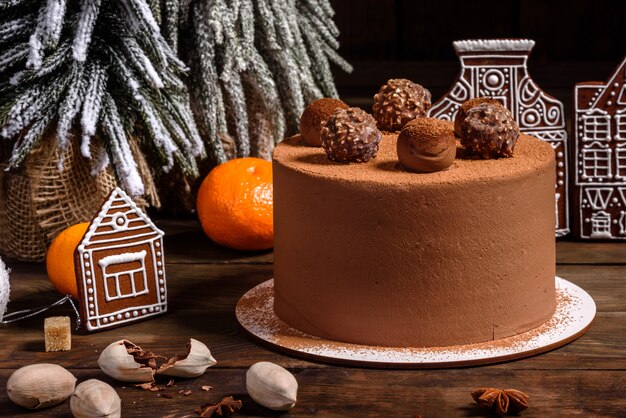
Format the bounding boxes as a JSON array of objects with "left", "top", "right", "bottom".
[
  {"left": 372, "top": 79, "right": 431, "bottom": 132},
  {"left": 300, "top": 98, "right": 349, "bottom": 146},
  {"left": 453, "top": 97, "right": 504, "bottom": 137},
  {"left": 320, "top": 107, "right": 382, "bottom": 163},
  {"left": 397, "top": 118, "right": 456, "bottom": 173},
  {"left": 460, "top": 103, "right": 520, "bottom": 158}
]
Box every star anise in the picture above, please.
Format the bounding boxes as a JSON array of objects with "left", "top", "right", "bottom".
[
  {"left": 471, "top": 387, "right": 529, "bottom": 416},
  {"left": 196, "top": 396, "right": 242, "bottom": 417}
]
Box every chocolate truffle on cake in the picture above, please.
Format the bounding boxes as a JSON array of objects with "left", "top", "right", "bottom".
[
  {"left": 460, "top": 102, "right": 520, "bottom": 158},
  {"left": 397, "top": 118, "right": 456, "bottom": 173},
  {"left": 453, "top": 96, "right": 503, "bottom": 137},
  {"left": 300, "top": 98, "right": 349, "bottom": 146},
  {"left": 372, "top": 79, "right": 431, "bottom": 132},
  {"left": 320, "top": 107, "right": 382, "bottom": 163}
]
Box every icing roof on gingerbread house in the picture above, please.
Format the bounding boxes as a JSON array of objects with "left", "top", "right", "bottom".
[
  {"left": 582, "top": 57, "right": 626, "bottom": 111},
  {"left": 78, "top": 188, "right": 163, "bottom": 251}
]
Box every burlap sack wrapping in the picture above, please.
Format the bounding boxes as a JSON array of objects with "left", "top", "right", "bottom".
[{"left": 0, "top": 135, "right": 158, "bottom": 261}]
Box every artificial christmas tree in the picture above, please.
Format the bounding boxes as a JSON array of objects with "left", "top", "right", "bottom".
[{"left": 0, "top": 0, "right": 203, "bottom": 259}]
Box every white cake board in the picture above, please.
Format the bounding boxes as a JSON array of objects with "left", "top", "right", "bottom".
[{"left": 236, "top": 277, "right": 595, "bottom": 368}]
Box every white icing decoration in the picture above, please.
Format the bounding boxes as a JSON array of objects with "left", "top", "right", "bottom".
[
  {"left": 430, "top": 38, "right": 569, "bottom": 237},
  {"left": 74, "top": 187, "right": 167, "bottom": 331},
  {"left": 453, "top": 39, "right": 535, "bottom": 53},
  {"left": 98, "top": 250, "right": 150, "bottom": 303}
]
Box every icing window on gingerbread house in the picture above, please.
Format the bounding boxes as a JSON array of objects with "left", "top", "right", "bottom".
[
  {"left": 582, "top": 110, "right": 611, "bottom": 142},
  {"left": 615, "top": 111, "right": 626, "bottom": 141},
  {"left": 591, "top": 211, "right": 612, "bottom": 238},
  {"left": 98, "top": 251, "right": 149, "bottom": 302},
  {"left": 582, "top": 148, "right": 612, "bottom": 180},
  {"left": 616, "top": 148, "right": 626, "bottom": 179}
]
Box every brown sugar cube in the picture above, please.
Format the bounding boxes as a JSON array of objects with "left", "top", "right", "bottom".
[{"left": 44, "top": 316, "right": 71, "bottom": 352}]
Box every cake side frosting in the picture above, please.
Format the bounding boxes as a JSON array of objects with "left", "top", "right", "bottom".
[{"left": 272, "top": 134, "right": 556, "bottom": 347}]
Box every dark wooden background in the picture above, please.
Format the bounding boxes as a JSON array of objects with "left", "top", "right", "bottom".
[{"left": 331, "top": 0, "right": 626, "bottom": 112}]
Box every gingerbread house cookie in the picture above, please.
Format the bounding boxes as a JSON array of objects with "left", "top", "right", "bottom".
[
  {"left": 429, "top": 39, "right": 570, "bottom": 237},
  {"left": 74, "top": 188, "right": 167, "bottom": 332},
  {"left": 573, "top": 57, "right": 626, "bottom": 239}
]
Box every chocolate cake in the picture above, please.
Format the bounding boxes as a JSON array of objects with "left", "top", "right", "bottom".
[{"left": 272, "top": 132, "right": 556, "bottom": 348}]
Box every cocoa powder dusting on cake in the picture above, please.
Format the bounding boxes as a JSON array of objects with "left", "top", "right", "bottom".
[{"left": 397, "top": 118, "right": 457, "bottom": 173}]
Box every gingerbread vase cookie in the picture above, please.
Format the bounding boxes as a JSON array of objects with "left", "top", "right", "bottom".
[
  {"left": 74, "top": 188, "right": 167, "bottom": 332},
  {"left": 573, "top": 57, "right": 626, "bottom": 239},
  {"left": 430, "top": 39, "right": 570, "bottom": 237}
]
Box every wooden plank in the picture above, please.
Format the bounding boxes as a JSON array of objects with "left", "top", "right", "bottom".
[
  {"left": 557, "top": 241, "right": 626, "bottom": 265},
  {"left": 0, "top": 263, "right": 624, "bottom": 371},
  {"left": 155, "top": 220, "right": 626, "bottom": 267},
  {"left": 0, "top": 368, "right": 624, "bottom": 417},
  {"left": 154, "top": 219, "right": 273, "bottom": 265}
]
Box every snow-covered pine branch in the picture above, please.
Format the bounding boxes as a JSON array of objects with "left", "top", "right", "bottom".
[
  {"left": 179, "top": 0, "right": 351, "bottom": 160},
  {"left": 0, "top": 0, "right": 203, "bottom": 198},
  {"left": 72, "top": 0, "right": 102, "bottom": 61}
]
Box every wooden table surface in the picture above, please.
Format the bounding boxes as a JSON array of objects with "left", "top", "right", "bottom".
[{"left": 1, "top": 219, "right": 625, "bottom": 417}]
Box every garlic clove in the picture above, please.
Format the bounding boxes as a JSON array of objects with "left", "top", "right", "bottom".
[
  {"left": 6, "top": 363, "right": 76, "bottom": 409},
  {"left": 156, "top": 338, "right": 217, "bottom": 378},
  {"left": 70, "top": 379, "right": 121, "bottom": 418},
  {"left": 246, "top": 361, "right": 298, "bottom": 411},
  {"left": 97, "top": 340, "right": 156, "bottom": 383}
]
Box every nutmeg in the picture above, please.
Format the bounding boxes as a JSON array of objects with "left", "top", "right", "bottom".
[
  {"left": 397, "top": 118, "right": 456, "bottom": 173},
  {"left": 372, "top": 78, "right": 431, "bottom": 131},
  {"left": 320, "top": 107, "right": 382, "bottom": 163},
  {"left": 454, "top": 97, "right": 504, "bottom": 137},
  {"left": 460, "top": 102, "right": 519, "bottom": 158},
  {"left": 300, "top": 98, "right": 349, "bottom": 146}
]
